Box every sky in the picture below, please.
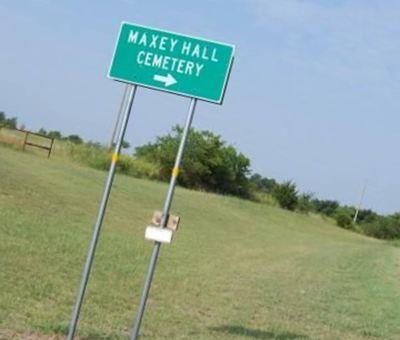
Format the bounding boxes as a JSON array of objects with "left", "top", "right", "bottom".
[{"left": 0, "top": 0, "right": 399, "bottom": 214}]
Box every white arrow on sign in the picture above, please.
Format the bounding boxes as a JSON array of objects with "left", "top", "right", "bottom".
[{"left": 153, "top": 73, "right": 177, "bottom": 87}]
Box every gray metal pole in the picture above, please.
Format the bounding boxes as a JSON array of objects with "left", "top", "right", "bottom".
[
  {"left": 67, "top": 84, "right": 138, "bottom": 340},
  {"left": 353, "top": 180, "right": 367, "bottom": 224},
  {"left": 130, "top": 98, "right": 198, "bottom": 340},
  {"left": 109, "top": 84, "right": 129, "bottom": 150}
]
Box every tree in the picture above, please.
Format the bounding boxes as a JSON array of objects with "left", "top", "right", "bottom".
[
  {"left": 273, "top": 181, "right": 298, "bottom": 211},
  {"left": 356, "top": 209, "right": 379, "bottom": 224},
  {"left": 311, "top": 199, "right": 339, "bottom": 216},
  {"left": 38, "top": 128, "right": 47, "bottom": 136},
  {"left": 66, "top": 134, "right": 83, "bottom": 144},
  {"left": 297, "top": 192, "right": 314, "bottom": 213},
  {"left": 47, "top": 130, "right": 62, "bottom": 139},
  {"left": 0, "top": 112, "right": 17, "bottom": 128},
  {"left": 361, "top": 215, "right": 400, "bottom": 239},
  {"left": 5, "top": 117, "right": 17, "bottom": 129},
  {"left": 249, "top": 173, "right": 277, "bottom": 193},
  {"left": 121, "top": 140, "right": 131, "bottom": 149},
  {"left": 335, "top": 212, "right": 353, "bottom": 229},
  {"left": 135, "top": 126, "right": 251, "bottom": 197},
  {"left": 86, "top": 141, "right": 103, "bottom": 148}
]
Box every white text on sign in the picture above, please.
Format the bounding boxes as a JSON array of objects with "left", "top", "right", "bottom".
[{"left": 128, "top": 30, "right": 219, "bottom": 78}]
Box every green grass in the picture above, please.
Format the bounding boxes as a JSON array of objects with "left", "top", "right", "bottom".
[{"left": 1, "top": 145, "right": 400, "bottom": 339}]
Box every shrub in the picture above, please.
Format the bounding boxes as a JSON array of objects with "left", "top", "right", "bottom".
[
  {"left": 249, "top": 174, "right": 277, "bottom": 194},
  {"left": 311, "top": 199, "right": 339, "bottom": 217},
  {"left": 67, "top": 142, "right": 109, "bottom": 170},
  {"left": 0, "top": 112, "right": 18, "bottom": 129},
  {"left": 250, "top": 191, "right": 278, "bottom": 206},
  {"left": 117, "top": 155, "right": 159, "bottom": 179},
  {"left": 67, "top": 142, "right": 159, "bottom": 180},
  {"left": 135, "top": 126, "right": 251, "bottom": 198},
  {"left": 297, "top": 193, "right": 314, "bottom": 214},
  {"left": 121, "top": 140, "right": 131, "bottom": 149},
  {"left": 273, "top": 181, "right": 298, "bottom": 211},
  {"left": 47, "top": 130, "right": 62, "bottom": 139},
  {"left": 38, "top": 128, "right": 47, "bottom": 135},
  {"left": 360, "top": 215, "right": 400, "bottom": 240},
  {"left": 355, "top": 209, "right": 379, "bottom": 224},
  {"left": 335, "top": 213, "right": 353, "bottom": 229},
  {"left": 66, "top": 134, "right": 83, "bottom": 144}
]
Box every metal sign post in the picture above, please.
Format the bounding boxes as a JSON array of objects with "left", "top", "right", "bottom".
[
  {"left": 130, "top": 98, "right": 197, "bottom": 340},
  {"left": 109, "top": 84, "right": 130, "bottom": 150},
  {"left": 66, "top": 21, "right": 233, "bottom": 339},
  {"left": 67, "top": 84, "right": 138, "bottom": 340}
]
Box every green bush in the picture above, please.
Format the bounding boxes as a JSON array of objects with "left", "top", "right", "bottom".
[
  {"left": 0, "top": 112, "right": 18, "bottom": 129},
  {"left": 67, "top": 142, "right": 159, "bottom": 180},
  {"left": 273, "top": 181, "right": 298, "bottom": 211},
  {"left": 311, "top": 199, "right": 339, "bottom": 216},
  {"left": 335, "top": 213, "right": 353, "bottom": 229},
  {"left": 297, "top": 193, "right": 314, "bottom": 214},
  {"left": 67, "top": 142, "right": 109, "bottom": 170},
  {"left": 355, "top": 209, "right": 379, "bottom": 224},
  {"left": 312, "top": 199, "right": 339, "bottom": 217},
  {"left": 360, "top": 215, "right": 400, "bottom": 240},
  {"left": 250, "top": 190, "right": 278, "bottom": 206},
  {"left": 66, "top": 134, "right": 83, "bottom": 144},
  {"left": 249, "top": 174, "right": 277, "bottom": 194},
  {"left": 117, "top": 155, "right": 159, "bottom": 179},
  {"left": 47, "top": 130, "right": 62, "bottom": 139},
  {"left": 135, "top": 126, "right": 251, "bottom": 198}
]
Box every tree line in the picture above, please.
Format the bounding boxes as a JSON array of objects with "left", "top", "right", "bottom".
[
  {"left": 0, "top": 111, "right": 17, "bottom": 129},
  {"left": 0, "top": 112, "right": 85, "bottom": 144},
  {"left": 1, "top": 111, "right": 398, "bottom": 240}
]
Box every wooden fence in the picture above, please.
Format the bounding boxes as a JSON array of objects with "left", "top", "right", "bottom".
[{"left": 0, "top": 125, "right": 55, "bottom": 158}]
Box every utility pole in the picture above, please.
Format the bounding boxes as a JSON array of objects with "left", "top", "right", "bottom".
[{"left": 353, "top": 180, "right": 367, "bottom": 224}]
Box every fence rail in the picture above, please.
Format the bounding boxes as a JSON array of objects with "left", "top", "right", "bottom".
[{"left": 0, "top": 125, "right": 55, "bottom": 158}]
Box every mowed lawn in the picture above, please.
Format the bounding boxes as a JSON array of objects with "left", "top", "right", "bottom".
[{"left": 1, "top": 145, "right": 400, "bottom": 339}]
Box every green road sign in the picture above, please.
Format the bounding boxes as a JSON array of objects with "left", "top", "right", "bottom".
[{"left": 108, "top": 22, "right": 235, "bottom": 104}]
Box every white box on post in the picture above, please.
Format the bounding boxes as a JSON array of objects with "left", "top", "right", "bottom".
[{"left": 145, "top": 226, "right": 173, "bottom": 244}]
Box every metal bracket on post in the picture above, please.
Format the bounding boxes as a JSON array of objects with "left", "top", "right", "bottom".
[
  {"left": 130, "top": 98, "right": 197, "bottom": 340},
  {"left": 144, "top": 211, "right": 181, "bottom": 244},
  {"left": 151, "top": 211, "right": 181, "bottom": 231},
  {"left": 67, "top": 84, "right": 138, "bottom": 340}
]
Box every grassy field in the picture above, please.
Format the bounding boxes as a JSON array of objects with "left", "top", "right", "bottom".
[{"left": 1, "top": 144, "right": 400, "bottom": 339}]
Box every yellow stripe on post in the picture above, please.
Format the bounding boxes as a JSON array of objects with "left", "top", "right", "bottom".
[
  {"left": 111, "top": 153, "right": 119, "bottom": 164},
  {"left": 172, "top": 167, "right": 180, "bottom": 178}
]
